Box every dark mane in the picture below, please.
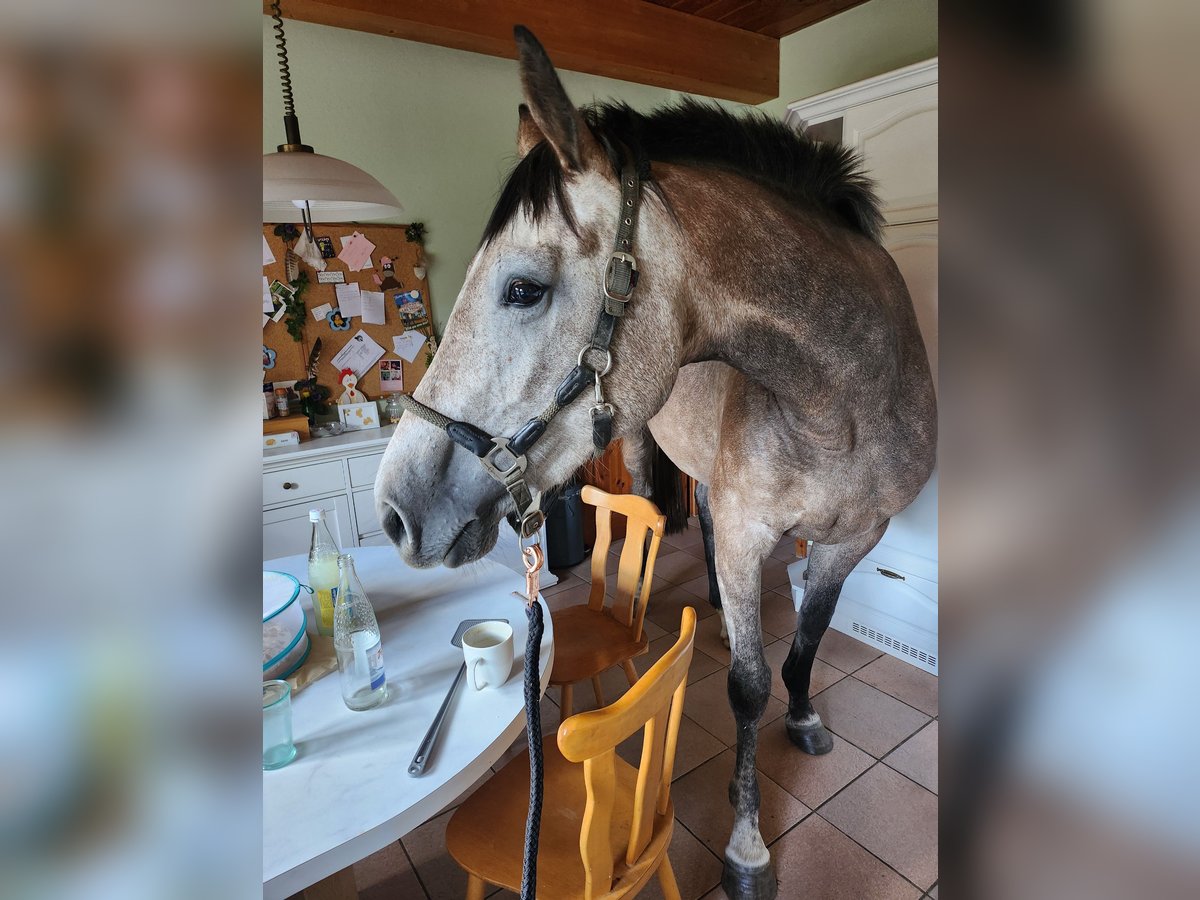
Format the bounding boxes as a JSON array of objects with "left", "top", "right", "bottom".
[{"left": 482, "top": 98, "right": 884, "bottom": 245}]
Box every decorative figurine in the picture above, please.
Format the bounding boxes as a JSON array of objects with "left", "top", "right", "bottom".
[{"left": 338, "top": 368, "right": 367, "bottom": 406}]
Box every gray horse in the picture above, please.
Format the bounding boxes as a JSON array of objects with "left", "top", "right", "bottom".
[{"left": 376, "top": 28, "right": 935, "bottom": 900}]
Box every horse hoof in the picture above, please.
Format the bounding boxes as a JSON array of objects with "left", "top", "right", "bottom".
[
  {"left": 786, "top": 718, "right": 834, "bottom": 755},
  {"left": 722, "top": 857, "right": 777, "bottom": 900}
]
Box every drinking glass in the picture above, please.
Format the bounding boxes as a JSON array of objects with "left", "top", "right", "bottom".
[{"left": 263, "top": 679, "right": 297, "bottom": 770}]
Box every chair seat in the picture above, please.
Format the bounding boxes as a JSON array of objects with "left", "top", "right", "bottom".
[
  {"left": 549, "top": 605, "right": 648, "bottom": 686},
  {"left": 446, "top": 734, "right": 673, "bottom": 899}
]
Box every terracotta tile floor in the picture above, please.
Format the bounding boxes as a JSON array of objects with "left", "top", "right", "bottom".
[{"left": 337, "top": 520, "right": 938, "bottom": 900}]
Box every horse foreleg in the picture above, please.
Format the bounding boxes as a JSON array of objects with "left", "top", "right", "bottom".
[
  {"left": 713, "top": 517, "right": 778, "bottom": 900},
  {"left": 781, "top": 523, "right": 887, "bottom": 754},
  {"left": 694, "top": 481, "right": 729, "bottom": 647}
]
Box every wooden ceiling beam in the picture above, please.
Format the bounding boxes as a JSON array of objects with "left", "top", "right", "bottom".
[{"left": 265, "top": 0, "right": 779, "bottom": 104}]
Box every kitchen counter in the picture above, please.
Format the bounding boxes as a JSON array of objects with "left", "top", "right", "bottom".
[{"left": 263, "top": 423, "right": 397, "bottom": 465}]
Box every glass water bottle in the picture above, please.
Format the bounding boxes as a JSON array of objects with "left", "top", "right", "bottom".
[
  {"left": 307, "top": 510, "right": 340, "bottom": 637},
  {"left": 333, "top": 554, "right": 387, "bottom": 711}
]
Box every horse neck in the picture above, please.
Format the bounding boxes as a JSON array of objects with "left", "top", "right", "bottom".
[{"left": 653, "top": 165, "right": 895, "bottom": 417}]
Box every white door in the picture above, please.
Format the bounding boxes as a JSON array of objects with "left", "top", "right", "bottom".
[{"left": 883, "top": 221, "right": 938, "bottom": 395}]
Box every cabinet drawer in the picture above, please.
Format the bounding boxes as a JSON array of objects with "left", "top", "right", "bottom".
[
  {"left": 353, "top": 488, "right": 380, "bottom": 537},
  {"left": 263, "top": 460, "right": 346, "bottom": 507},
  {"left": 348, "top": 452, "right": 385, "bottom": 488}
]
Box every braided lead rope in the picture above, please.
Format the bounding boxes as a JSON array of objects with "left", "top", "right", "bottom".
[
  {"left": 396, "top": 393, "right": 456, "bottom": 431},
  {"left": 520, "top": 545, "right": 545, "bottom": 900},
  {"left": 521, "top": 598, "right": 544, "bottom": 900}
]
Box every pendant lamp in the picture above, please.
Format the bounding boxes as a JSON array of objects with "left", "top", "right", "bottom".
[{"left": 263, "top": 0, "right": 402, "bottom": 232}]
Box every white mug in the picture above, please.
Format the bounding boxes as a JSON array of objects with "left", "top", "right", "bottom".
[{"left": 462, "top": 622, "right": 514, "bottom": 691}]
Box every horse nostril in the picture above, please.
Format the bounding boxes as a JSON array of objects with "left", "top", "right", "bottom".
[{"left": 380, "top": 501, "right": 406, "bottom": 547}]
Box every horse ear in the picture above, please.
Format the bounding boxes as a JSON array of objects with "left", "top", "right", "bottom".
[
  {"left": 513, "top": 25, "right": 599, "bottom": 171},
  {"left": 516, "top": 104, "right": 543, "bottom": 158}
]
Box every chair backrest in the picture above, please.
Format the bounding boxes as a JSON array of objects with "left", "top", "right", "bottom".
[
  {"left": 581, "top": 485, "right": 667, "bottom": 644},
  {"left": 557, "top": 607, "right": 696, "bottom": 900}
]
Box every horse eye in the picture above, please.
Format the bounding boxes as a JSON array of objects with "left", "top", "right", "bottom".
[{"left": 505, "top": 280, "right": 546, "bottom": 307}]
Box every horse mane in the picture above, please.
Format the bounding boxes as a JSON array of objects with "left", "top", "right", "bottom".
[{"left": 482, "top": 98, "right": 884, "bottom": 245}]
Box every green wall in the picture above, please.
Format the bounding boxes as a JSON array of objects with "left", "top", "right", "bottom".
[
  {"left": 759, "top": 0, "right": 938, "bottom": 119},
  {"left": 263, "top": 19, "right": 677, "bottom": 332},
  {"left": 263, "top": 0, "right": 936, "bottom": 330}
]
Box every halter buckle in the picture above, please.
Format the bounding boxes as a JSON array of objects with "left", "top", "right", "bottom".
[
  {"left": 603, "top": 251, "right": 639, "bottom": 303},
  {"left": 480, "top": 437, "right": 526, "bottom": 483}
]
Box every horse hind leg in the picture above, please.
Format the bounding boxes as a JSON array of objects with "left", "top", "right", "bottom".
[
  {"left": 695, "top": 481, "right": 730, "bottom": 648},
  {"left": 781, "top": 523, "right": 887, "bottom": 755}
]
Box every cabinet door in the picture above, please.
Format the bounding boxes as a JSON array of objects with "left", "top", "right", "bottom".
[
  {"left": 884, "top": 221, "right": 938, "bottom": 394},
  {"left": 842, "top": 82, "right": 937, "bottom": 225},
  {"left": 263, "top": 494, "right": 352, "bottom": 562}
]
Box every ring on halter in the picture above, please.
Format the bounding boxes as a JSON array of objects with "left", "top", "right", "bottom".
[{"left": 577, "top": 345, "right": 613, "bottom": 377}]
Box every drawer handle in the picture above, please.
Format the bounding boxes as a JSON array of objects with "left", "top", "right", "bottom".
[
  {"left": 877, "top": 567, "right": 905, "bottom": 581},
  {"left": 282, "top": 482, "right": 298, "bottom": 490}
]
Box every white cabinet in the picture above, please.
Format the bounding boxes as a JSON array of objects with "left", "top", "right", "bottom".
[
  {"left": 264, "top": 494, "right": 352, "bottom": 561},
  {"left": 262, "top": 427, "right": 398, "bottom": 561},
  {"left": 785, "top": 59, "right": 939, "bottom": 674}
]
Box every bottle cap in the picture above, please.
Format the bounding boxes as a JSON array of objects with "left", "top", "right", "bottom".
[{"left": 309, "top": 509, "right": 324, "bottom": 522}]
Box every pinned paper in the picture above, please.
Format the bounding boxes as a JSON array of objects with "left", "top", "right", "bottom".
[
  {"left": 262, "top": 236, "right": 275, "bottom": 267},
  {"left": 361, "top": 290, "right": 386, "bottom": 325},
  {"left": 271, "top": 299, "right": 288, "bottom": 323},
  {"left": 331, "top": 329, "right": 386, "bottom": 378},
  {"left": 311, "top": 302, "right": 333, "bottom": 322},
  {"left": 334, "top": 283, "right": 362, "bottom": 318},
  {"left": 337, "top": 231, "right": 376, "bottom": 272},
  {"left": 262, "top": 276, "right": 273, "bottom": 312},
  {"left": 379, "top": 359, "right": 404, "bottom": 393},
  {"left": 392, "top": 330, "right": 427, "bottom": 363},
  {"left": 317, "top": 270, "right": 345, "bottom": 284},
  {"left": 263, "top": 313, "right": 270, "bottom": 329},
  {"left": 293, "top": 231, "right": 328, "bottom": 272}
]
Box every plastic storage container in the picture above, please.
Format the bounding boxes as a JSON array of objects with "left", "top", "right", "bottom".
[
  {"left": 546, "top": 482, "right": 585, "bottom": 569},
  {"left": 263, "top": 570, "right": 311, "bottom": 681}
]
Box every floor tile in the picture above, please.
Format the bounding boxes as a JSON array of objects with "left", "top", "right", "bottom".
[
  {"left": 645, "top": 583, "right": 716, "bottom": 634},
  {"left": 883, "top": 721, "right": 938, "bottom": 794},
  {"left": 401, "top": 808, "right": 472, "bottom": 900},
  {"left": 770, "top": 539, "right": 799, "bottom": 563},
  {"left": 760, "top": 557, "right": 793, "bottom": 591},
  {"left": 637, "top": 633, "right": 724, "bottom": 685},
  {"left": 855, "top": 654, "right": 939, "bottom": 717},
  {"left": 352, "top": 841, "right": 426, "bottom": 900},
  {"left": 754, "top": 714, "right": 874, "bottom": 808},
  {"left": 762, "top": 638, "right": 846, "bottom": 704},
  {"left": 770, "top": 814, "right": 923, "bottom": 900},
  {"left": 692, "top": 610, "right": 732, "bottom": 666},
  {"left": 759, "top": 590, "right": 798, "bottom": 641},
  {"left": 814, "top": 629, "right": 883, "bottom": 673},
  {"left": 641, "top": 616, "right": 669, "bottom": 642},
  {"left": 653, "top": 550, "right": 710, "bottom": 586},
  {"left": 811, "top": 678, "right": 929, "bottom": 758},
  {"left": 929, "top": 886, "right": 938, "bottom": 899},
  {"left": 683, "top": 670, "right": 787, "bottom": 746},
  {"left": 671, "top": 749, "right": 809, "bottom": 858},
  {"left": 662, "top": 523, "right": 705, "bottom": 553},
  {"left": 819, "top": 764, "right": 939, "bottom": 890},
  {"left": 542, "top": 571, "right": 585, "bottom": 597},
  {"left": 640, "top": 819, "right": 725, "bottom": 900},
  {"left": 676, "top": 575, "right": 714, "bottom": 602},
  {"left": 543, "top": 581, "right": 593, "bottom": 612},
  {"left": 617, "top": 712, "right": 725, "bottom": 782}
]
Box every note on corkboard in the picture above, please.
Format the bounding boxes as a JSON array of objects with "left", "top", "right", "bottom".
[{"left": 262, "top": 223, "right": 433, "bottom": 401}]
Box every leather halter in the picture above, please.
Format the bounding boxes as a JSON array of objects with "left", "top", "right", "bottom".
[{"left": 398, "top": 165, "right": 643, "bottom": 541}]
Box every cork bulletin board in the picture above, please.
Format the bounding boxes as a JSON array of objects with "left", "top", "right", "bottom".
[{"left": 262, "top": 222, "right": 433, "bottom": 400}]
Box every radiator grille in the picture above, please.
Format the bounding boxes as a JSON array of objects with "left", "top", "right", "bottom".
[{"left": 851, "top": 621, "right": 937, "bottom": 672}]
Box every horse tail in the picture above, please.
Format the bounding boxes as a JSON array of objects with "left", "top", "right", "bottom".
[{"left": 650, "top": 437, "right": 689, "bottom": 535}]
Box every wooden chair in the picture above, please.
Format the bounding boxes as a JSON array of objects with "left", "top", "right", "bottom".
[
  {"left": 446, "top": 607, "right": 697, "bottom": 900},
  {"left": 553, "top": 485, "right": 667, "bottom": 718}
]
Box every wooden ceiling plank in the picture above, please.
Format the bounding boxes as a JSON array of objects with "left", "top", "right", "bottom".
[
  {"left": 268, "top": 0, "right": 779, "bottom": 103},
  {"left": 738, "top": 0, "right": 869, "bottom": 38}
]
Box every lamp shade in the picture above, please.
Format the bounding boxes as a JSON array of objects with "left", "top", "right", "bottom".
[{"left": 263, "top": 150, "right": 403, "bottom": 222}]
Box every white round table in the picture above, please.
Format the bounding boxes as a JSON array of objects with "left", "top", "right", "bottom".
[{"left": 263, "top": 547, "right": 554, "bottom": 900}]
